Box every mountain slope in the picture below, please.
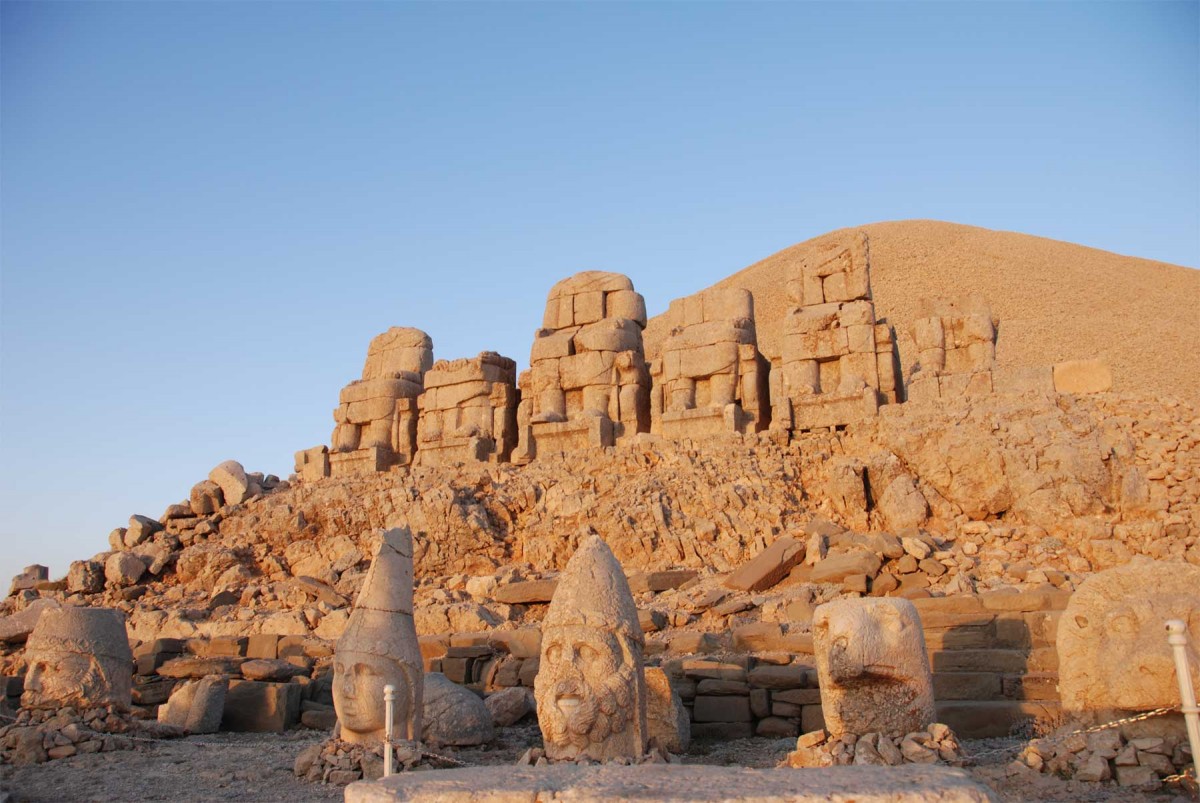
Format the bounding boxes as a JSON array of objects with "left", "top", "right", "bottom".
[{"left": 643, "top": 220, "right": 1199, "bottom": 405}]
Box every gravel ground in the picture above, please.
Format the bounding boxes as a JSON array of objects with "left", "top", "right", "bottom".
[{"left": 0, "top": 730, "right": 1191, "bottom": 803}]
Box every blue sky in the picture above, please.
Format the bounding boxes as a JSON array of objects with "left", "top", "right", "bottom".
[{"left": 2, "top": 1, "right": 1197, "bottom": 583}]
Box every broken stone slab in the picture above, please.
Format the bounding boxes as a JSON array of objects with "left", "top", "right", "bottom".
[
  {"left": 628, "top": 569, "right": 698, "bottom": 594},
  {"left": 157, "top": 656, "right": 246, "bottom": 679},
  {"left": 492, "top": 578, "right": 558, "bottom": 604},
  {"left": 105, "top": 552, "right": 147, "bottom": 587},
  {"left": 124, "top": 515, "right": 164, "bottom": 548},
  {"left": 344, "top": 764, "right": 998, "bottom": 802},
  {"left": 723, "top": 536, "right": 805, "bottom": 592},
  {"left": 809, "top": 551, "right": 883, "bottom": 585},
  {"left": 0, "top": 598, "right": 60, "bottom": 644},
  {"left": 240, "top": 658, "right": 310, "bottom": 682}
]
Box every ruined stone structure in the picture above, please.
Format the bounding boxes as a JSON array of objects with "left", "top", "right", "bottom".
[
  {"left": 333, "top": 527, "right": 423, "bottom": 745},
  {"left": 649, "top": 288, "right": 769, "bottom": 438},
  {"left": 329, "top": 327, "right": 433, "bottom": 477},
  {"left": 21, "top": 607, "right": 133, "bottom": 711},
  {"left": 534, "top": 535, "right": 648, "bottom": 762},
  {"left": 812, "top": 598, "right": 935, "bottom": 738},
  {"left": 772, "top": 232, "right": 899, "bottom": 434},
  {"left": 415, "top": 352, "right": 519, "bottom": 466},
  {"left": 905, "top": 297, "right": 999, "bottom": 402},
  {"left": 1056, "top": 557, "right": 1200, "bottom": 723},
  {"left": 515, "top": 272, "right": 649, "bottom": 462}
]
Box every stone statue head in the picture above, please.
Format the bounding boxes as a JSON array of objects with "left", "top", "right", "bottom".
[
  {"left": 1058, "top": 557, "right": 1200, "bottom": 721},
  {"left": 22, "top": 607, "right": 132, "bottom": 711},
  {"left": 333, "top": 527, "right": 423, "bottom": 744},
  {"left": 535, "top": 535, "right": 647, "bottom": 761},
  {"left": 812, "top": 597, "right": 934, "bottom": 737}
]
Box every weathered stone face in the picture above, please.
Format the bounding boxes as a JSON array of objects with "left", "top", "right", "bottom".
[
  {"left": 1057, "top": 557, "right": 1200, "bottom": 720},
  {"left": 333, "top": 527, "right": 423, "bottom": 745},
  {"left": 21, "top": 607, "right": 132, "bottom": 711},
  {"left": 332, "top": 650, "right": 413, "bottom": 741},
  {"left": 534, "top": 535, "right": 647, "bottom": 761},
  {"left": 813, "top": 598, "right": 934, "bottom": 738}
]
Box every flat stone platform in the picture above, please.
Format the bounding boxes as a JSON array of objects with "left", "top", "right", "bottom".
[{"left": 345, "top": 763, "right": 998, "bottom": 802}]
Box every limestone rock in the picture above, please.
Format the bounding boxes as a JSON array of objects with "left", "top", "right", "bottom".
[
  {"left": 209, "top": 460, "right": 251, "bottom": 506},
  {"left": 240, "top": 659, "right": 309, "bottom": 682},
  {"left": 645, "top": 667, "right": 690, "bottom": 754},
  {"left": 67, "top": 559, "right": 105, "bottom": 594},
  {"left": 158, "top": 676, "right": 228, "bottom": 734},
  {"left": 0, "top": 598, "right": 60, "bottom": 644},
  {"left": 724, "top": 536, "right": 805, "bottom": 592},
  {"left": 104, "top": 552, "right": 147, "bottom": 587},
  {"left": 124, "top": 515, "right": 163, "bottom": 547},
  {"left": 484, "top": 686, "right": 533, "bottom": 727},
  {"left": 1053, "top": 359, "right": 1112, "bottom": 394},
  {"left": 422, "top": 672, "right": 494, "bottom": 746}
]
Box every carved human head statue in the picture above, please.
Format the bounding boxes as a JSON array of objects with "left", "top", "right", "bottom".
[
  {"left": 535, "top": 535, "right": 647, "bottom": 761},
  {"left": 333, "top": 527, "right": 424, "bottom": 745},
  {"left": 812, "top": 597, "right": 935, "bottom": 738},
  {"left": 22, "top": 607, "right": 133, "bottom": 711},
  {"left": 1058, "top": 557, "right": 1200, "bottom": 723}
]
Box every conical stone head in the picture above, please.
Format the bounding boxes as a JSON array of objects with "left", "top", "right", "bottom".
[
  {"left": 334, "top": 527, "right": 423, "bottom": 744},
  {"left": 535, "top": 535, "right": 647, "bottom": 761}
]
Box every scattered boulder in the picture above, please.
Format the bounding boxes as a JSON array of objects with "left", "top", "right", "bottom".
[
  {"left": 483, "top": 686, "right": 533, "bottom": 727},
  {"left": 422, "top": 672, "right": 494, "bottom": 747},
  {"left": 0, "top": 598, "right": 61, "bottom": 644},
  {"left": 124, "top": 515, "right": 163, "bottom": 548},
  {"left": 104, "top": 552, "right": 147, "bottom": 587},
  {"left": 724, "top": 536, "right": 805, "bottom": 592},
  {"left": 208, "top": 460, "right": 251, "bottom": 507},
  {"left": 67, "top": 559, "right": 105, "bottom": 594}
]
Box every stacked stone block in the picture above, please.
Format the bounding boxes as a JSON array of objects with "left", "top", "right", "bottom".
[
  {"left": 515, "top": 272, "right": 650, "bottom": 461},
  {"left": 415, "top": 352, "right": 519, "bottom": 466},
  {"left": 906, "top": 298, "right": 1002, "bottom": 402},
  {"left": 772, "top": 232, "right": 899, "bottom": 434},
  {"left": 329, "top": 327, "right": 433, "bottom": 477},
  {"left": 650, "top": 288, "right": 769, "bottom": 438}
]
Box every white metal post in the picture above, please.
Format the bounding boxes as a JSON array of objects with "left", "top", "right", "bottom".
[
  {"left": 1166, "top": 620, "right": 1200, "bottom": 772},
  {"left": 383, "top": 684, "right": 396, "bottom": 778}
]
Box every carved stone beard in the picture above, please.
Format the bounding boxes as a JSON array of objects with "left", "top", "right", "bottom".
[{"left": 539, "top": 656, "right": 636, "bottom": 753}]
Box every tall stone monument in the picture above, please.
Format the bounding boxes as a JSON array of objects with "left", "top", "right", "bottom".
[
  {"left": 534, "top": 535, "right": 648, "bottom": 761},
  {"left": 771, "top": 231, "right": 899, "bottom": 434},
  {"left": 329, "top": 327, "right": 434, "bottom": 477},
  {"left": 415, "top": 352, "right": 519, "bottom": 466},
  {"left": 650, "top": 288, "right": 770, "bottom": 438},
  {"left": 21, "top": 607, "right": 133, "bottom": 711},
  {"left": 905, "top": 296, "right": 1001, "bottom": 402},
  {"left": 1057, "top": 557, "right": 1200, "bottom": 724},
  {"left": 333, "top": 527, "right": 424, "bottom": 745},
  {"left": 812, "top": 597, "right": 935, "bottom": 738},
  {"left": 514, "top": 272, "right": 649, "bottom": 462}
]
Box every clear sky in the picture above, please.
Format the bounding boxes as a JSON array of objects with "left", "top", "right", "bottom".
[{"left": 1, "top": 1, "right": 1197, "bottom": 584}]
